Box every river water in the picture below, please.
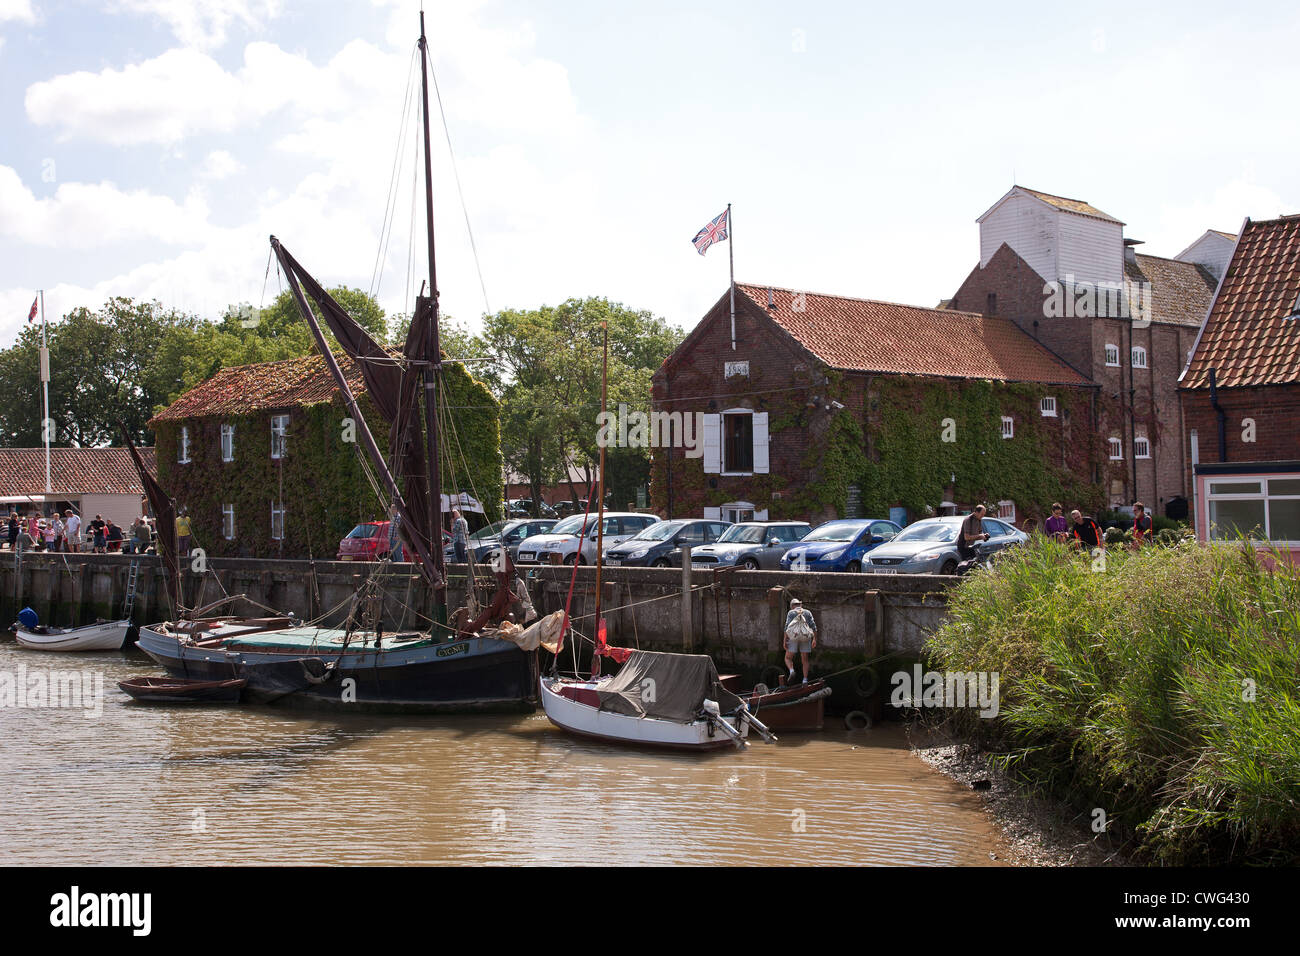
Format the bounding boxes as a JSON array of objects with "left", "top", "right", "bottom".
[{"left": 0, "top": 640, "right": 1005, "bottom": 866}]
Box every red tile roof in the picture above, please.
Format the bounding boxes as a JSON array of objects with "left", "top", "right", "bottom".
[
  {"left": 150, "top": 353, "right": 366, "bottom": 423},
  {"left": 736, "top": 284, "right": 1091, "bottom": 386},
  {"left": 1125, "top": 253, "right": 1218, "bottom": 328},
  {"left": 0, "top": 447, "right": 156, "bottom": 496},
  {"left": 1181, "top": 215, "right": 1300, "bottom": 389}
]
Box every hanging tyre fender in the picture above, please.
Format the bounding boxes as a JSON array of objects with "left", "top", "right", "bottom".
[
  {"left": 853, "top": 665, "right": 879, "bottom": 698},
  {"left": 844, "top": 710, "right": 872, "bottom": 731},
  {"left": 761, "top": 665, "right": 785, "bottom": 688}
]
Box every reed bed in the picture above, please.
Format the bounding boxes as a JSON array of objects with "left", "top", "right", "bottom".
[{"left": 928, "top": 534, "right": 1300, "bottom": 864}]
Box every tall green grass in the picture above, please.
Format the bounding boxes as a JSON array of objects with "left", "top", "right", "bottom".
[{"left": 928, "top": 535, "right": 1300, "bottom": 864}]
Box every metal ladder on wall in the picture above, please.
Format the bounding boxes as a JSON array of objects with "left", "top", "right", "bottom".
[{"left": 121, "top": 558, "right": 141, "bottom": 621}]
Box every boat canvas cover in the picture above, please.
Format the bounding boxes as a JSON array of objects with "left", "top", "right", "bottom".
[{"left": 595, "top": 650, "right": 743, "bottom": 723}]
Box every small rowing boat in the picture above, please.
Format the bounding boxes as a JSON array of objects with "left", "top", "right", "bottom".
[
  {"left": 15, "top": 619, "right": 130, "bottom": 652},
  {"left": 117, "top": 676, "right": 246, "bottom": 704}
]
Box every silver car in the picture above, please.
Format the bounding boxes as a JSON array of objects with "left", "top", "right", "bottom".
[
  {"left": 690, "top": 521, "right": 812, "bottom": 570},
  {"left": 864, "top": 515, "right": 1028, "bottom": 575}
]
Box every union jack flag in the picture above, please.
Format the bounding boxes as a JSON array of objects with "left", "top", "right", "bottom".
[
  {"left": 691, "top": 208, "right": 729, "bottom": 256},
  {"left": 27, "top": 297, "right": 38, "bottom": 323}
]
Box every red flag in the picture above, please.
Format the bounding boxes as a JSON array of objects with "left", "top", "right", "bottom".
[{"left": 27, "top": 297, "right": 38, "bottom": 323}]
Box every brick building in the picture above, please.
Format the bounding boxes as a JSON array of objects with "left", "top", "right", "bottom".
[
  {"left": 949, "top": 186, "right": 1221, "bottom": 518},
  {"left": 650, "top": 283, "right": 1100, "bottom": 526},
  {"left": 1178, "top": 214, "right": 1300, "bottom": 555}
]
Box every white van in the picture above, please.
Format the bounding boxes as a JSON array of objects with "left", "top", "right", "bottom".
[{"left": 515, "top": 512, "right": 660, "bottom": 565}]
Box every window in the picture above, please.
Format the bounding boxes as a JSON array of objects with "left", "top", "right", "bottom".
[
  {"left": 220, "top": 424, "right": 235, "bottom": 462},
  {"left": 1131, "top": 345, "right": 1148, "bottom": 368},
  {"left": 723, "top": 412, "right": 754, "bottom": 473},
  {"left": 986, "top": 293, "right": 997, "bottom": 316},
  {"left": 1001, "top": 416, "right": 1014, "bottom": 439},
  {"left": 1105, "top": 344, "right": 1120, "bottom": 367},
  {"left": 271, "top": 502, "right": 286, "bottom": 541},
  {"left": 722, "top": 502, "right": 756, "bottom": 524},
  {"left": 271, "top": 415, "right": 289, "bottom": 459},
  {"left": 178, "top": 426, "right": 191, "bottom": 463},
  {"left": 1108, "top": 437, "right": 1123, "bottom": 460},
  {"left": 870, "top": 521, "right": 898, "bottom": 541},
  {"left": 1204, "top": 477, "right": 1300, "bottom": 543},
  {"left": 222, "top": 504, "right": 235, "bottom": 540},
  {"left": 1135, "top": 436, "right": 1151, "bottom": 459},
  {"left": 1040, "top": 396, "right": 1057, "bottom": 417},
  {"left": 996, "top": 501, "right": 1016, "bottom": 522}
]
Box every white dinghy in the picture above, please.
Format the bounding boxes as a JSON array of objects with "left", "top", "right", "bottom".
[
  {"left": 541, "top": 649, "right": 775, "bottom": 751},
  {"left": 15, "top": 619, "right": 130, "bottom": 652}
]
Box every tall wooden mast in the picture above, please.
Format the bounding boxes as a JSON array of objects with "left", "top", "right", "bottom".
[{"left": 418, "top": 11, "right": 448, "bottom": 626}]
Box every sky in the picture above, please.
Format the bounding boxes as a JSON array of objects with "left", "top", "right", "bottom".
[{"left": 1, "top": 0, "right": 1299, "bottom": 347}]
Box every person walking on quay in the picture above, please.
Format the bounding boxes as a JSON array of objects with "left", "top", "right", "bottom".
[
  {"left": 6, "top": 512, "right": 18, "bottom": 551},
  {"left": 25, "top": 512, "right": 39, "bottom": 548},
  {"left": 1130, "top": 501, "right": 1153, "bottom": 550},
  {"left": 1044, "top": 502, "right": 1070, "bottom": 542},
  {"left": 959, "top": 504, "right": 990, "bottom": 564},
  {"left": 64, "top": 510, "right": 81, "bottom": 553},
  {"left": 1070, "top": 509, "right": 1105, "bottom": 552},
  {"left": 451, "top": 508, "right": 469, "bottom": 564},
  {"left": 783, "top": 597, "right": 817, "bottom": 685},
  {"left": 48, "top": 513, "right": 64, "bottom": 552},
  {"left": 90, "top": 514, "right": 107, "bottom": 553},
  {"left": 175, "top": 509, "right": 192, "bottom": 556}
]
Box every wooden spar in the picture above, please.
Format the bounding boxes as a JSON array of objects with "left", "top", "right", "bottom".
[
  {"left": 417, "top": 12, "right": 448, "bottom": 619},
  {"left": 595, "top": 322, "right": 607, "bottom": 627},
  {"left": 269, "top": 236, "right": 443, "bottom": 591}
]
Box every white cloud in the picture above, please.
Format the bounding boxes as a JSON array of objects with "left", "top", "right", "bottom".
[
  {"left": 197, "top": 149, "right": 243, "bottom": 180},
  {"left": 108, "top": 0, "right": 281, "bottom": 49},
  {"left": 0, "top": 164, "right": 213, "bottom": 248},
  {"left": 0, "top": 0, "right": 35, "bottom": 24}
]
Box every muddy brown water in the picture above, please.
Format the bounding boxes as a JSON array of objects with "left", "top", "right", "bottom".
[{"left": 0, "top": 641, "right": 1006, "bottom": 865}]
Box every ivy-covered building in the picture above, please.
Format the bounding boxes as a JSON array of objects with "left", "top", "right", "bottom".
[
  {"left": 149, "top": 353, "right": 502, "bottom": 558},
  {"left": 650, "top": 284, "right": 1106, "bottom": 527}
]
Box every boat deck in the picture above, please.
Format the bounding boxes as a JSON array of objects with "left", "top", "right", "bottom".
[{"left": 215, "top": 627, "right": 436, "bottom": 651}]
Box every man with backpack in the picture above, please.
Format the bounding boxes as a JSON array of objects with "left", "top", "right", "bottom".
[{"left": 783, "top": 598, "right": 817, "bottom": 685}]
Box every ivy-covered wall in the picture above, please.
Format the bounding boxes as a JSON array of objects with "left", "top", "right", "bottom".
[
  {"left": 650, "top": 295, "right": 1107, "bottom": 525},
  {"left": 153, "top": 360, "right": 502, "bottom": 558}
]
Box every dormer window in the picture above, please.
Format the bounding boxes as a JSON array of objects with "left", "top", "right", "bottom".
[{"left": 1290, "top": 290, "right": 1300, "bottom": 318}]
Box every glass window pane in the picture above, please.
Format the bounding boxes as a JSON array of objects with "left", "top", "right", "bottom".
[
  {"left": 1209, "top": 481, "right": 1262, "bottom": 495},
  {"left": 1268, "top": 478, "right": 1300, "bottom": 495},
  {"left": 1208, "top": 499, "right": 1266, "bottom": 539},
  {"left": 1268, "top": 498, "right": 1300, "bottom": 541}
]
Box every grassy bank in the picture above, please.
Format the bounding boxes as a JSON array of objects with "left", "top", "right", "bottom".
[{"left": 927, "top": 535, "right": 1300, "bottom": 864}]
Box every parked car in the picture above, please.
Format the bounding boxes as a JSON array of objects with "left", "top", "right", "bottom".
[
  {"left": 338, "top": 520, "right": 449, "bottom": 561},
  {"left": 604, "top": 518, "right": 731, "bottom": 567},
  {"left": 779, "top": 518, "right": 903, "bottom": 572},
  {"left": 515, "top": 512, "right": 659, "bottom": 565},
  {"left": 444, "top": 517, "right": 557, "bottom": 564},
  {"left": 551, "top": 499, "right": 589, "bottom": 519},
  {"left": 863, "top": 515, "right": 1028, "bottom": 575},
  {"left": 506, "top": 498, "right": 556, "bottom": 519},
  {"left": 690, "top": 521, "right": 812, "bottom": 570}
]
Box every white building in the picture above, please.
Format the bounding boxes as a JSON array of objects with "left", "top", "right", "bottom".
[{"left": 0, "top": 447, "right": 154, "bottom": 530}]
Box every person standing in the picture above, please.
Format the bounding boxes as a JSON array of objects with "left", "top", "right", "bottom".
[
  {"left": 64, "top": 510, "right": 81, "bottom": 553},
  {"left": 50, "top": 513, "right": 65, "bottom": 552},
  {"left": 42, "top": 517, "right": 57, "bottom": 552},
  {"left": 90, "top": 513, "right": 107, "bottom": 553},
  {"left": 105, "top": 519, "right": 124, "bottom": 553},
  {"left": 451, "top": 509, "right": 469, "bottom": 564},
  {"left": 1131, "top": 501, "right": 1153, "bottom": 549},
  {"left": 958, "top": 504, "right": 990, "bottom": 564},
  {"left": 1070, "top": 509, "right": 1105, "bottom": 551},
  {"left": 6, "top": 512, "right": 18, "bottom": 551},
  {"left": 26, "top": 512, "right": 39, "bottom": 547},
  {"left": 175, "top": 509, "right": 192, "bottom": 556},
  {"left": 783, "top": 598, "right": 817, "bottom": 685},
  {"left": 1044, "top": 502, "right": 1070, "bottom": 542}
]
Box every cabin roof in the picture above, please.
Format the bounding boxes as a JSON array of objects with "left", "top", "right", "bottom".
[{"left": 0, "top": 447, "right": 155, "bottom": 497}]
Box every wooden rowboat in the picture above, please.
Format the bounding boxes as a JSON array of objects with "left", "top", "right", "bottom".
[{"left": 118, "top": 676, "right": 246, "bottom": 704}]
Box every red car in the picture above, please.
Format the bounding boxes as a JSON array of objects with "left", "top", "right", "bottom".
[{"left": 337, "top": 521, "right": 449, "bottom": 561}]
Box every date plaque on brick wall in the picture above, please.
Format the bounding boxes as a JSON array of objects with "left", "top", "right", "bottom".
[{"left": 725, "top": 361, "right": 750, "bottom": 378}]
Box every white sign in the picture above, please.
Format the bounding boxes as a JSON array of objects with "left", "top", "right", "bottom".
[{"left": 725, "top": 361, "right": 750, "bottom": 378}]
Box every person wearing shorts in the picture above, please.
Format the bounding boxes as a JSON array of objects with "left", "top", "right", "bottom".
[{"left": 783, "top": 598, "right": 818, "bottom": 685}]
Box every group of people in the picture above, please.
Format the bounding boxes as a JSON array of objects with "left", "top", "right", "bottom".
[
  {"left": 1040, "top": 500, "right": 1154, "bottom": 550},
  {"left": 3, "top": 510, "right": 155, "bottom": 554}
]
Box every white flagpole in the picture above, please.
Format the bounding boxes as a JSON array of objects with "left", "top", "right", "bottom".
[
  {"left": 39, "top": 290, "right": 51, "bottom": 495},
  {"left": 727, "top": 202, "right": 735, "bottom": 351}
]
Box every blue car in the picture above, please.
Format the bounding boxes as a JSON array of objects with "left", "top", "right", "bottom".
[{"left": 779, "top": 518, "right": 903, "bottom": 573}]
